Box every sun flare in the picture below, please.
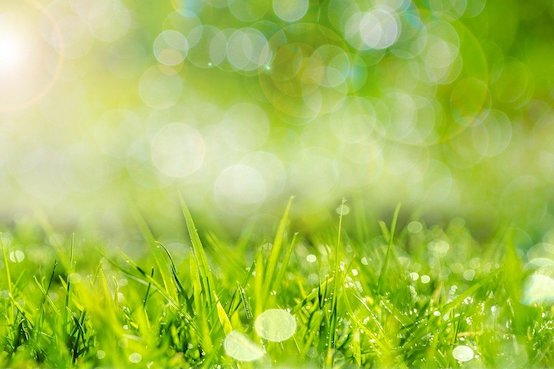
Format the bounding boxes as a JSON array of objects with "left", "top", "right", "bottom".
[{"left": 0, "top": 32, "right": 25, "bottom": 70}]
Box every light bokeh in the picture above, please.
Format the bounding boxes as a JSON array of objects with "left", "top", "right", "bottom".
[{"left": 0, "top": 0, "right": 553, "bottom": 235}]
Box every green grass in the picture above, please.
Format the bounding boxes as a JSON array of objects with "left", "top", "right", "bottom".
[{"left": 0, "top": 201, "right": 553, "bottom": 369}]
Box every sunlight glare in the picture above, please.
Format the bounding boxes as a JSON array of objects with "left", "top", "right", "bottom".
[{"left": 0, "top": 32, "right": 24, "bottom": 70}]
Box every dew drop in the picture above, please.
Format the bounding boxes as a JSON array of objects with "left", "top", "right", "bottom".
[
  {"left": 128, "top": 352, "right": 142, "bottom": 363},
  {"left": 306, "top": 254, "right": 317, "bottom": 263},
  {"left": 9, "top": 250, "right": 25, "bottom": 263},
  {"left": 336, "top": 203, "right": 350, "bottom": 215}
]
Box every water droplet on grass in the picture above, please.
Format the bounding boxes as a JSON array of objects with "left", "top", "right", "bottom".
[
  {"left": 463, "top": 269, "right": 475, "bottom": 281},
  {"left": 9, "top": 250, "right": 25, "bottom": 263},
  {"left": 128, "top": 352, "right": 142, "bottom": 363},
  {"left": 452, "top": 345, "right": 474, "bottom": 362},
  {"left": 306, "top": 254, "right": 317, "bottom": 263},
  {"left": 336, "top": 203, "right": 350, "bottom": 215},
  {"left": 407, "top": 221, "right": 423, "bottom": 233},
  {"left": 254, "top": 309, "right": 297, "bottom": 342},
  {"left": 223, "top": 331, "right": 264, "bottom": 362}
]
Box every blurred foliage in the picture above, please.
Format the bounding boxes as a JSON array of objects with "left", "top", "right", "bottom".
[{"left": 0, "top": 0, "right": 554, "bottom": 235}]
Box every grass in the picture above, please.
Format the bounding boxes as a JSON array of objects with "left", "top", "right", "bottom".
[{"left": 0, "top": 200, "right": 553, "bottom": 369}]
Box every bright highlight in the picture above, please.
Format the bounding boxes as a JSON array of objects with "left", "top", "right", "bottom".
[{"left": 0, "top": 33, "right": 24, "bottom": 70}]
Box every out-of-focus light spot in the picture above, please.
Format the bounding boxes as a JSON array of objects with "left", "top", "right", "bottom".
[
  {"left": 0, "top": 33, "right": 24, "bottom": 70},
  {"left": 240, "top": 151, "right": 287, "bottom": 198},
  {"left": 226, "top": 28, "right": 271, "bottom": 72},
  {"left": 522, "top": 273, "right": 554, "bottom": 305},
  {"left": 339, "top": 140, "right": 384, "bottom": 185},
  {"left": 44, "top": 12, "right": 92, "bottom": 59},
  {"left": 452, "top": 345, "right": 474, "bottom": 362},
  {"left": 428, "top": 240, "right": 450, "bottom": 256},
  {"left": 492, "top": 60, "right": 532, "bottom": 105},
  {"left": 472, "top": 110, "right": 512, "bottom": 157},
  {"left": 223, "top": 331, "right": 265, "bottom": 362},
  {"left": 327, "top": 0, "right": 355, "bottom": 31},
  {"left": 463, "top": 269, "right": 475, "bottom": 281},
  {"left": 15, "top": 146, "right": 70, "bottom": 203},
  {"left": 220, "top": 103, "right": 270, "bottom": 151},
  {"left": 260, "top": 24, "right": 347, "bottom": 118},
  {"left": 313, "top": 44, "right": 351, "bottom": 88},
  {"left": 424, "top": 37, "right": 459, "bottom": 69},
  {"left": 421, "top": 161, "right": 456, "bottom": 207},
  {"left": 171, "top": 0, "right": 203, "bottom": 15},
  {"left": 150, "top": 123, "right": 205, "bottom": 178},
  {"left": 429, "top": 0, "right": 467, "bottom": 19},
  {"left": 375, "top": 0, "right": 410, "bottom": 10},
  {"left": 273, "top": 0, "right": 309, "bottom": 22},
  {"left": 204, "top": 0, "right": 229, "bottom": 8},
  {"left": 464, "top": 0, "right": 487, "bottom": 17},
  {"left": 214, "top": 164, "right": 267, "bottom": 213},
  {"left": 289, "top": 148, "right": 339, "bottom": 203},
  {"left": 345, "top": 7, "right": 400, "bottom": 50},
  {"left": 70, "top": 0, "right": 130, "bottom": 42},
  {"left": 375, "top": 90, "right": 438, "bottom": 145},
  {"left": 390, "top": 10, "right": 426, "bottom": 59},
  {"left": 450, "top": 78, "right": 490, "bottom": 128},
  {"left": 153, "top": 30, "right": 189, "bottom": 66},
  {"left": 359, "top": 8, "right": 400, "bottom": 49},
  {"left": 164, "top": 11, "right": 201, "bottom": 39},
  {"left": 306, "top": 254, "right": 317, "bottom": 263},
  {"left": 420, "top": 275, "right": 431, "bottom": 284},
  {"left": 330, "top": 97, "right": 376, "bottom": 143},
  {"left": 209, "top": 29, "right": 227, "bottom": 67},
  {"left": 347, "top": 53, "right": 368, "bottom": 92},
  {"left": 65, "top": 144, "right": 110, "bottom": 193},
  {"left": 336, "top": 203, "right": 350, "bottom": 215},
  {"left": 407, "top": 221, "right": 423, "bottom": 233},
  {"left": 526, "top": 243, "right": 554, "bottom": 268},
  {"left": 105, "top": 39, "right": 148, "bottom": 79},
  {"left": 139, "top": 66, "right": 183, "bottom": 109},
  {"left": 230, "top": 0, "right": 270, "bottom": 22},
  {"left": 37, "top": 72, "right": 91, "bottom": 126},
  {"left": 128, "top": 352, "right": 142, "bottom": 363},
  {"left": 420, "top": 21, "right": 462, "bottom": 84},
  {"left": 69, "top": 272, "right": 83, "bottom": 284},
  {"left": 187, "top": 25, "right": 220, "bottom": 68},
  {"left": 9, "top": 250, "right": 25, "bottom": 263},
  {"left": 126, "top": 137, "right": 164, "bottom": 189},
  {"left": 254, "top": 309, "right": 297, "bottom": 342}
]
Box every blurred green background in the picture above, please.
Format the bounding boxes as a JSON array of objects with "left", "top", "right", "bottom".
[{"left": 1, "top": 0, "right": 554, "bottom": 237}]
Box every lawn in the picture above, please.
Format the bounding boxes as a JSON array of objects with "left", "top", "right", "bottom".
[
  {"left": 2, "top": 0, "right": 554, "bottom": 368},
  {"left": 1, "top": 200, "right": 552, "bottom": 368}
]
